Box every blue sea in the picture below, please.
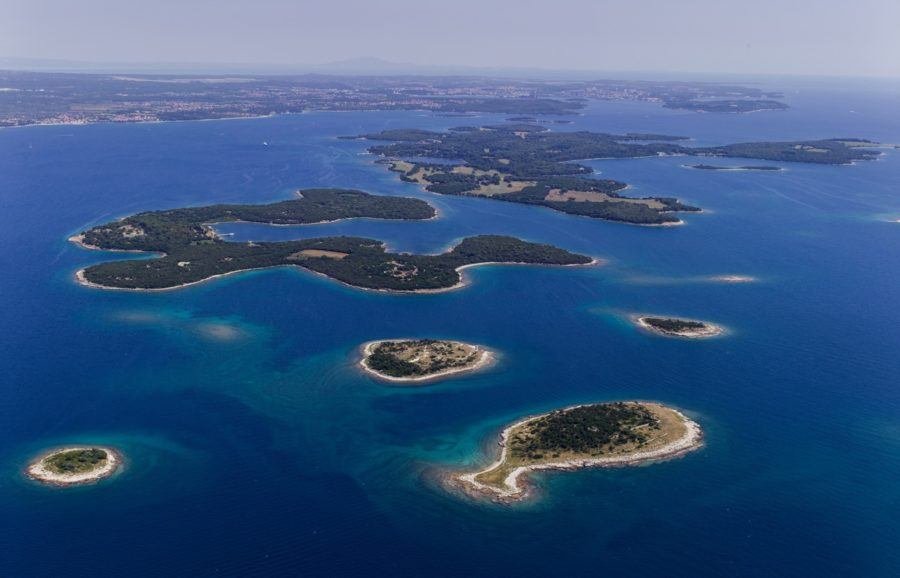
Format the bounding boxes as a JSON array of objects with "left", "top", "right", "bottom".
[{"left": 1, "top": 80, "right": 898, "bottom": 577}]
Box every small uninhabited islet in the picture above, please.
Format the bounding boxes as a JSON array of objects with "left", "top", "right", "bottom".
[
  {"left": 360, "top": 339, "right": 493, "bottom": 383},
  {"left": 26, "top": 446, "right": 121, "bottom": 487},
  {"left": 451, "top": 402, "right": 702, "bottom": 502},
  {"left": 634, "top": 316, "right": 725, "bottom": 338}
]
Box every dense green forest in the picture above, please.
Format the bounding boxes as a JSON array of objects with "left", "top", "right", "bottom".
[
  {"left": 357, "top": 124, "right": 878, "bottom": 224},
  {"left": 642, "top": 317, "right": 707, "bottom": 332},
  {"left": 361, "top": 125, "right": 686, "bottom": 177},
  {"left": 694, "top": 140, "right": 881, "bottom": 164},
  {"left": 361, "top": 124, "right": 879, "bottom": 172},
  {"left": 510, "top": 403, "right": 660, "bottom": 459},
  {"left": 79, "top": 189, "right": 435, "bottom": 253},
  {"left": 79, "top": 220, "right": 591, "bottom": 291},
  {"left": 44, "top": 449, "right": 108, "bottom": 474},
  {"left": 366, "top": 349, "right": 423, "bottom": 377},
  {"left": 359, "top": 125, "right": 702, "bottom": 224}
]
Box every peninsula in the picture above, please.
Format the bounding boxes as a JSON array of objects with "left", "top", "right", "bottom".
[
  {"left": 452, "top": 402, "right": 702, "bottom": 502},
  {"left": 635, "top": 316, "right": 724, "bottom": 338},
  {"left": 26, "top": 446, "right": 121, "bottom": 487},
  {"left": 71, "top": 189, "right": 592, "bottom": 291},
  {"left": 360, "top": 339, "right": 492, "bottom": 382},
  {"left": 356, "top": 124, "right": 879, "bottom": 224}
]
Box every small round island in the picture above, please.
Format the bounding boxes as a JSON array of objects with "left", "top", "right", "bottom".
[
  {"left": 26, "top": 446, "right": 121, "bottom": 487},
  {"left": 360, "top": 339, "right": 493, "bottom": 383},
  {"left": 634, "top": 315, "right": 724, "bottom": 338},
  {"left": 452, "top": 402, "right": 702, "bottom": 503}
]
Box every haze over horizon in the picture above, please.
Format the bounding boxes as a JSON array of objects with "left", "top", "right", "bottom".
[{"left": 3, "top": 0, "right": 899, "bottom": 78}]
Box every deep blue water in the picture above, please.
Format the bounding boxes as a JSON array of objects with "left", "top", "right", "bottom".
[{"left": 1, "top": 82, "right": 899, "bottom": 577}]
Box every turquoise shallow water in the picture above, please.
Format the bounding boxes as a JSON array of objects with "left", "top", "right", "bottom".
[{"left": 1, "top": 82, "right": 899, "bottom": 576}]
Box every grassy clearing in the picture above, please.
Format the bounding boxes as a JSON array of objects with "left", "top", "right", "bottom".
[
  {"left": 365, "top": 339, "right": 481, "bottom": 378},
  {"left": 544, "top": 189, "right": 665, "bottom": 209},
  {"left": 288, "top": 249, "right": 349, "bottom": 260}
]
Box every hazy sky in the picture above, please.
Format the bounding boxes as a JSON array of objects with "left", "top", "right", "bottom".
[{"left": 4, "top": 0, "right": 899, "bottom": 77}]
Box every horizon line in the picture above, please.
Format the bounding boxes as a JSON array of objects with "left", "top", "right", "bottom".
[{"left": 2, "top": 56, "right": 899, "bottom": 82}]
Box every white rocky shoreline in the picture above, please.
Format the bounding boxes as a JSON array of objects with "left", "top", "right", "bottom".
[
  {"left": 26, "top": 446, "right": 122, "bottom": 487},
  {"left": 450, "top": 404, "right": 703, "bottom": 503},
  {"left": 633, "top": 315, "right": 726, "bottom": 338},
  {"left": 359, "top": 339, "right": 495, "bottom": 383}
]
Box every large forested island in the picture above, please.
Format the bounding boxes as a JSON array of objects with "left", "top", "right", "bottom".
[
  {"left": 356, "top": 124, "right": 699, "bottom": 225},
  {"left": 355, "top": 125, "right": 881, "bottom": 224},
  {"left": 71, "top": 189, "right": 592, "bottom": 291},
  {"left": 72, "top": 188, "right": 435, "bottom": 252},
  {"left": 360, "top": 339, "right": 492, "bottom": 383},
  {"left": 27, "top": 446, "right": 121, "bottom": 487},
  {"left": 453, "top": 402, "right": 702, "bottom": 502}
]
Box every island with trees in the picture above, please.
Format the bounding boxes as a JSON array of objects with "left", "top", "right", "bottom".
[
  {"left": 355, "top": 124, "right": 880, "bottom": 225},
  {"left": 71, "top": 189, "right": 593, "bottom": 291},
  {"left": 635, "top": 316, "right": 724, "bottom": 338},
  {"left": 688, "top": 164, "right": 783, "bottom": 171},
  {"left": 360, "top": 339, "right": 493, "bottom": 383},
  {"left": 356, "top": 124, "right": 700, "bottom": 225},
  {"left": 70, "top": 188, "right": 435, "bottom": 252},
  {"left": 26, "top": 446, "right": 121, "bottom": 487},
  {"left": 452, "top": 402, "right": 702, "bottom": 502},
  {"left": 664, "top": 98, "right": 788, "bottom": 113}
]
